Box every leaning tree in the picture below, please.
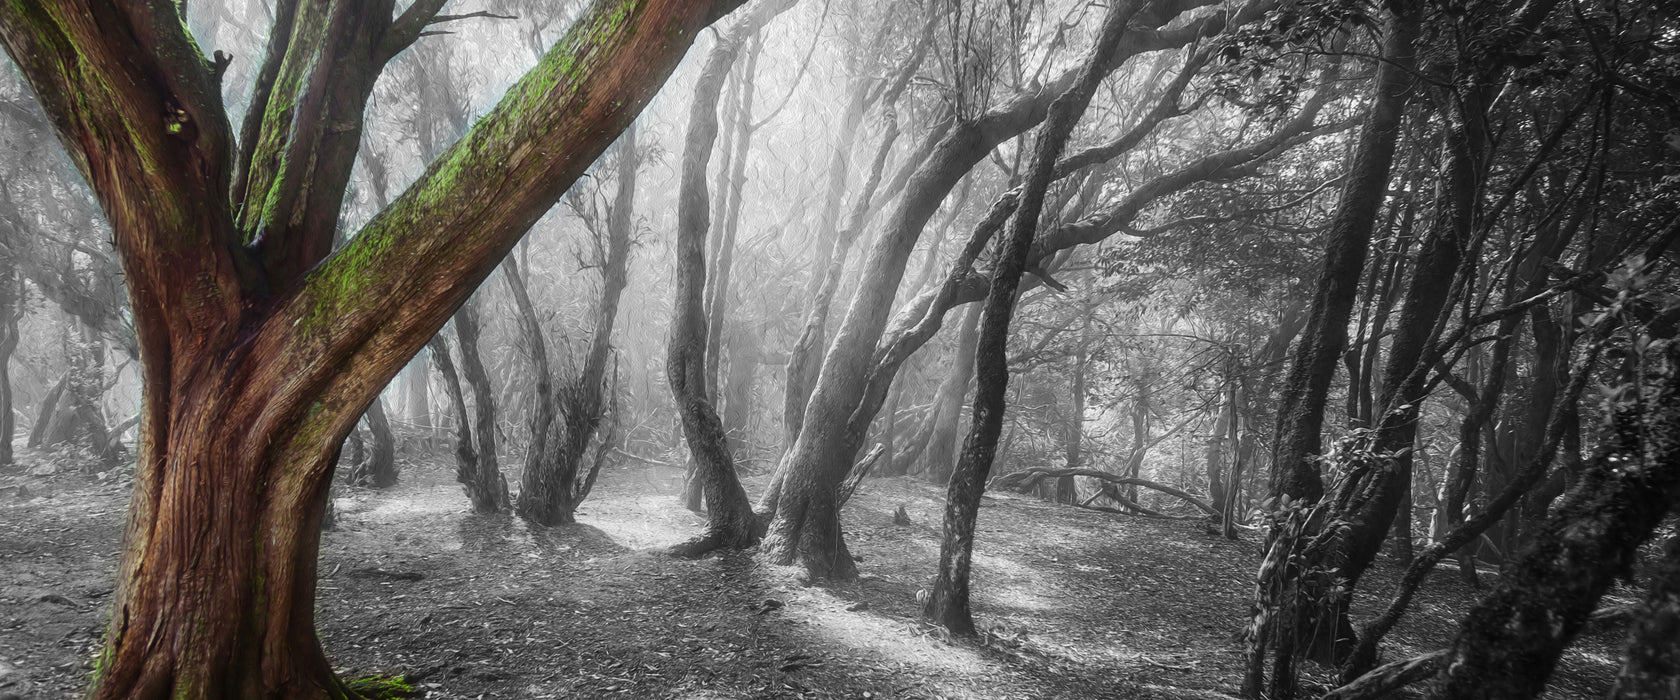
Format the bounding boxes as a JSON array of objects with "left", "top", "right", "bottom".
[{"left": 0, "top": 0, "right": 743, "bottom": 697}]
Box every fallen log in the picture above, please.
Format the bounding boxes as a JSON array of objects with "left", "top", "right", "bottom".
[{"left": 991, "top": 467, "right": 1216, "bottom": 515}]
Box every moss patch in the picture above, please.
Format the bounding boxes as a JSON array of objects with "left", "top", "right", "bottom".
[{"left": 343, "top": 673, "right": 414, "bottom": 699}]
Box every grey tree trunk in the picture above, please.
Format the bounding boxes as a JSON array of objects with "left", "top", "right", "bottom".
[
  {"left": 665, "top": 0, "right": 794, "bottom": 556},
  {"left": 923, "top": 0, "right": 1136, "bottom": 633}
]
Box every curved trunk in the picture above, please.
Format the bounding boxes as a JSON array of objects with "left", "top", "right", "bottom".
[
  {"left": 1246, "top": 2, "right": 1424, "bottom": 695},
  {"left": 923, "top": 0, "right": 1135, "bottom": 632},
  {"left": 665, "top": 0, "right": 793, "bottom": 555}
]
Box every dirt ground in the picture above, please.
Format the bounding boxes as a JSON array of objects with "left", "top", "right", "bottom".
[{"left": 0, "top": 448, "right": 1634, "bottom": 699}]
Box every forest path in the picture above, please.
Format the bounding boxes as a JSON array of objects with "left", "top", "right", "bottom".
[{"left": 1, "top": 451, "right": 1627, "bottom": 699}]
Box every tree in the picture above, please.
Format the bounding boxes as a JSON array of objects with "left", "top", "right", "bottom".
[
  {"left": 763, "top": 0, "right": 1259, "bottom": 579},
  {"left": 922, "top": 0, "right": 1135, "bottom": 634},
  {"left": 1242, "top": 0, "right": 1423, "bottom": 694},
  {"left": 0, "top": 1, "right": 744, "bottom": 696},
  {"left": 665, "top": 0, "right": 795, "bottom": 556},
  {"left": 512, "top": 128, "right": 636, "bottom": 526},
  {"left": 1431, "top": 334, "right": 1680, "bottom": 699}
]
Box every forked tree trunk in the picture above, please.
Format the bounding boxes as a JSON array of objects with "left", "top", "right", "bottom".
[
  {"left": 515, "top": 126, "right": 638, "bottom": 526},
  {"left": 923, "top": 0, "right": 1133, "bottom": 634},
  {"left": 0, "top": 2, "right": 735, "bottom": 696}
]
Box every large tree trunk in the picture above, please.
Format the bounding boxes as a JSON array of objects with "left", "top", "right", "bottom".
[
  {"left": 922, "top": 0, "right": 1134, "bottom": 634},
  {"left": 1, "top": 1, "right": 735, "bottom": 695},
  {"left": 665, "top": 0, "right": 793, "bottom": 556},
  {"left": 1431, "top": 341, "right": 1680, "bottom": 700}
]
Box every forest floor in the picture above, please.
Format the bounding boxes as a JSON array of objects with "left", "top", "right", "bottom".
[{"left": 0, "top": 447, "right": 1636, "bottom": 699}]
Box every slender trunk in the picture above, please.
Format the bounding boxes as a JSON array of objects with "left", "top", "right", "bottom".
[
  {"left": 1059, "top": 337, "right": 1088, "bottom": 505},
  {"left": 27, "top": 373, "right": 68, "bottom": 449},
  {"left": 923, "top": 0, "right": 1135, "bottom": 631},
  {"left": 516, "top": 127, "right": 638, "bottom": 525},
  {"left": 779, "top": 71, "right": 870, "bottom": 453},
  {"left": 404, "top": 357, "right": 431, "bottom": 434},
  {"left": 361, "top": 397, "right": 397, "bottom": 488},
  {"left": 665, "top": 2, "right": 793, "bottom": 555},
  {"left": 428, "top": 333, "right": 484, "bottom": 507},
  {"left": 1267, "top": 2, "right": 1422, "bottom": 507},
  {"left": 0, "top": 264, "right": 17, "bottom": 467},
  {"left": 704, "top": 36, "right": 760, "bottom": 405},
  {"left": 924, "top": 303, "right": 983, "bottom": 483},
  {"left": 454, "top": 300, "right": 510, "bottom": 513}
]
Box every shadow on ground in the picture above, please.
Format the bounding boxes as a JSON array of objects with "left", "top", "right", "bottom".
[{"left": 0, "top": 450, "right": 1630, "bottom": 699}]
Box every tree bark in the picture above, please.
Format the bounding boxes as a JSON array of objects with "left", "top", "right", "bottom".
[
  {"left": 0, "top": 261, "right": 18, "bottom": 467},
  {"left": 359, "top": 396, "right": 397, "bottom": 488},
  {"left": 1246, "top": 1, "right": 1423, "bottom": 694},
  {"left": 923, "top": 0, "right": 1136, "bottom": 633},
  {"left": 455, "top": 299, "right": 510, "bottom": 513},
  {"left": 665, "top": 0, "right": 793, "bottom": 556},
  {"left": 1609, "top": 532, "right": 1680, "bottom": 699},
  {"left": 924, "top": 303, "right": 983, "bottom": 483},
  {"left": 0, "top": 1, "right": 739, "bottom": 694},
  {"left": 427, "top": 333, "right": 487, "bottom": 510},
  {"left": 515, "top": 126, "right": 638, "bottom": 525},
  {"left": 27, "top": 373, "right": 68, "bottom": 449},
  {"left": 1431, "top": 341, "right": 1680, "bottom": 700},
  {"left": 764, "top": 3, "right": 1245, "bottom": 578}
]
